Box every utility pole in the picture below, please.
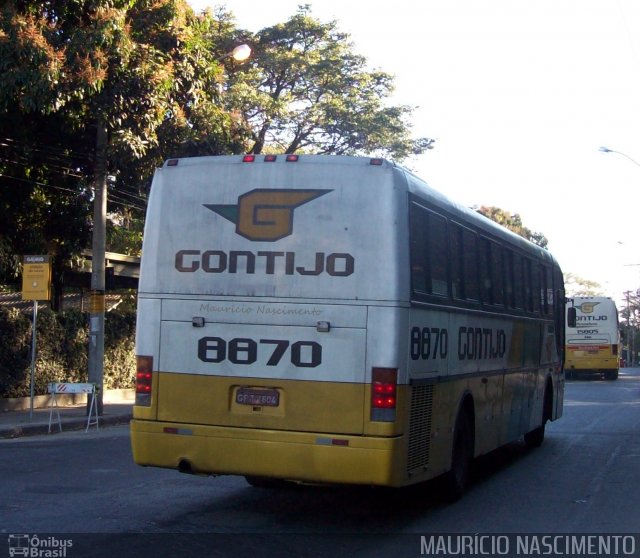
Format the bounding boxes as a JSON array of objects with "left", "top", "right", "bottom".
[
  {"left": 88, "top": 121, "right": 107, "bottom": 415},
  {"left": 623, "top": 290, "right": 637, "bottom": 367}
]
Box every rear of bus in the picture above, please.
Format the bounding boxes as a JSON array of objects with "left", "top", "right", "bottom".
[
  {"left": 130, "top": 155, "right": 412, "bottom": 486},
  {"left": 565, "top": 296, "right": 620, "bottom": 380}
]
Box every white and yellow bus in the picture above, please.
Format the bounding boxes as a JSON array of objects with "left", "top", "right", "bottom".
[
  {"left": 565, "top": 296, "right": 620, "bottom": 380},
  {"left": 131, "top": 155, "right": 566, "bottom": 498}
]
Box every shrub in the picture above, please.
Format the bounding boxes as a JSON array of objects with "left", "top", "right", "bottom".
[
  {"left": 0, "top": 307, "right": 31, "bottom": 397},
  {"left": 0, "top": 307, "right": 136, "bottom": 398}
]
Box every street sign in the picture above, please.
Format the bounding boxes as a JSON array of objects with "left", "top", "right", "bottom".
[{"left": 21, "top": 255, "right": 52, "bottom": 301}]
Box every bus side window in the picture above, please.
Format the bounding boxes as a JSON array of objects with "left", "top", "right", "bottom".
[
  {"left": 409, "top": 204, "right": 450, "bottom": 298},
  {"left": 462, "top": 228, "right": 479, "bottom": 301},
  {"left": 409, "top": 205, "right": 428, "bottom": 294},
  {"left": 491, "top": 241, "right": 504, "bottom": 306},
  {"left": 479, "top": 237, "right": 492, "bottom": 304},
  {"left": 513, "top": 253, "right": 524, "bottom": 309},
  {"left": 504, "top": 249, "right": 515, "bottom": 308},
  {"left": 524, "top": 257, "right": 535, "bottom": 313},
  {"left": 428, "top": 213, "right": 449, "bottom": 296},
  {"left": 539, "top": 265, "right": 549, "bottom": 315},
  {"left": 450, "top": 224, "right": 463, "bottom": 299}
]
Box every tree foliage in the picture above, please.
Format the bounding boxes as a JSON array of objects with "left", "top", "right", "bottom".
[
  {"left": 475, "top": 205, "right": 549, "bottom": 249},
  {"left": 0, "top": 0, "right": 245, "bottom": 285},
  {"left": 228, "top": 5, "right": 433, "bottom": 158},
  {"left": 563, "top": 272, "right": 604, "bottom": 297}
]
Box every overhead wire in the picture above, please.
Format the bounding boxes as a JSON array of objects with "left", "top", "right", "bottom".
[
  {"left": 0, "top": 136, "right": 149, "bottom": 210},
  {"left": 0, "top": 173, "right": 146, "bottom": 212}
]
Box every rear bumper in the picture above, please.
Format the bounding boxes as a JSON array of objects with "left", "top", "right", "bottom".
[
  {"left": 130, "top": 419, "right": 404, "bottom": 486},
  {"left": 565, "top": 354, "right": 618, "bottom": 370}
]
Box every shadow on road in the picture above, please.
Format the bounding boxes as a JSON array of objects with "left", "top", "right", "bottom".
[{"left": 148, "top": 439, "right": 539, "bottom": 536}]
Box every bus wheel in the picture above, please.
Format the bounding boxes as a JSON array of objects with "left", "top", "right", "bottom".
[
  {"left": 604, "top": 369, "right": 619, "bottom": 381},
  {"left": 524, "top": 422, "right": 545, "bottom": 448},
  {"left": 524, "top": 384, "right": 551, "bottom": 448},
  {"left": 445, "top": 410, "right": 473, "bottom": 501},
  {"left": 245, "top": 476, "right": 289, "bottom": 489}
]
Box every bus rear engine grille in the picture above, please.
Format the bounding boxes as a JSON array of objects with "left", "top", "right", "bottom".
[{"left": 407, "top": 384, "right": 434, "bottom": 474}]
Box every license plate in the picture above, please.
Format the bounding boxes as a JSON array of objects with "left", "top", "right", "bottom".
[{"left": 235, "top": 388, "right": 280, "bottom": 407}]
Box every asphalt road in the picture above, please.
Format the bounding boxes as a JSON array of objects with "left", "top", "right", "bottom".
[{"left": 2, "top": 369, "right": 639, "bottom": 557}]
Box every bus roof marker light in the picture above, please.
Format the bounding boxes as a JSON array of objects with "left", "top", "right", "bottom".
[
  {"left": 167, "top": 159, "right": 179, "bottom": 166},
  {"left": 369, "top": 158, "right": 384, "bottom": 166},
  {"left": 264, "top": 155, "right": 277, "bottom": 162},
  {"left": 286, "top": 154, "right": 299, "bottom": 162},
  {"left": 243, "top": 155, "right": 256, "bottom": 163}
]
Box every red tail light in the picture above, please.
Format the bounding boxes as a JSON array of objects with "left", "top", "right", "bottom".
[
  {"left": 371, "top": 368, "right": 397, "bottom": 422},
  {"left": 136, "top": 355, "right": 153, "bottom": 406}
]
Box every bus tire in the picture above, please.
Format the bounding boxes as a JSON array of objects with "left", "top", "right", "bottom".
[
  {"left": 445, "top": 409, "right": 473, "bottom": 501},
  {"left": 524, "top": 423, "right": 545, "bottom": 448},
  {"left": 604, "top": 369, "right": 618, "bottom": 381},
  {"left": 524, "top": 383, "right": 552, "bottom": 448}
]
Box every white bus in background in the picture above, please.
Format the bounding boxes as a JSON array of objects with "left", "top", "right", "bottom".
[
  {"left": 131, "top": 154, "right": 566, "bottom": 499},
  {"left": 565, "top": 296, "right": 620, "bottom": 380}
]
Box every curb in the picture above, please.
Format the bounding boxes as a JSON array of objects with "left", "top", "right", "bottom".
[{"left": 0, "top": 413, "right": 132, "bottom": 440}]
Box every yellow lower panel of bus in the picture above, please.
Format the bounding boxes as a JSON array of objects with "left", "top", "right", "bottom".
[
  {"left": 143, "top": 372, "right": 407, "bottom": 437},
  {"left": 130, "top": 419, "right": 404, "bottom": 486},
  {"left": 565, "top": 350, "right": 618, "bottom": 370}
]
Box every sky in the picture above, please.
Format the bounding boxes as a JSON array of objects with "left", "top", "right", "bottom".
[{"left": 189, "top": 0, "right": 640, "bottom": 308}]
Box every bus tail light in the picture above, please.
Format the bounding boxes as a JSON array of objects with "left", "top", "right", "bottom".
[
  {"left": 612, "top": 344, "right": 618, "bottom": 356},
  {"left": 371, "top": 367, "right": 397, "bottom": 422},
  {"left": 136, "top": 355, "right": 153, "bottom": 406}
]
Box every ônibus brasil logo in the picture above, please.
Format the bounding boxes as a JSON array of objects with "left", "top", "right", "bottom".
[
  {"left": 204, "top": 189, "right": 332, "bottom": 242},
  {"left": 7, "top": 534, "right": 73, "bottom": 557}
]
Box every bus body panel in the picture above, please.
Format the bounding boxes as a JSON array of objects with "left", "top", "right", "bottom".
[
  {"left": 138, "top": 156, "right": 408, "bottom": 302},
  {"left": 131, "top": 154, "right": 565, "bottom": 489},
  {"left": 131, "top": 419, "right": 404, "bottom": 486},
  {"left": 155, "top": 374, "right": 367, "bottom": 435}
]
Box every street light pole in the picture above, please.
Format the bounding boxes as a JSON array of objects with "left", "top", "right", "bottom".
[{"left": 88, "top": 120, "right": 107, "bottom": 415}]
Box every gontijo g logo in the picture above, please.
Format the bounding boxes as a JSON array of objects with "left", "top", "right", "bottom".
[
  {"left": 204, "top": 189, "right": 332, "bottom": 242},
  {"left": 578, "top": 301, "right": 600, "bottom": 314}
]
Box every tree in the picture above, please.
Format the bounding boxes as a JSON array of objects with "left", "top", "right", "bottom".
[
  {"left": 226, "top": 5, "right": 433, "bottom": 159},
  {"left": 563, "top": 273, "right": 604, "bottom": 297},
  {"left": 475, "top": 206, "right": 549, "bottom": 249},
  {"left": 0, "top": 108, "right": 93, "bottom": 288},
  {"left": 0, "top": 0, "right": 247, "bottom": 290}
]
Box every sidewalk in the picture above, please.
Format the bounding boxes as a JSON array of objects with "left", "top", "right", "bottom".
[{"left": 0, "top": 402, "right": 133, "bottom": 439}]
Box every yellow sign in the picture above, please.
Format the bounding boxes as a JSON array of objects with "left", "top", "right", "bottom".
[
  {"left": 21, "top": 255, "right": 52, "bottom": 301},
  {"left": 89, "top": 290, "right": 105, "bottom": 313}
]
